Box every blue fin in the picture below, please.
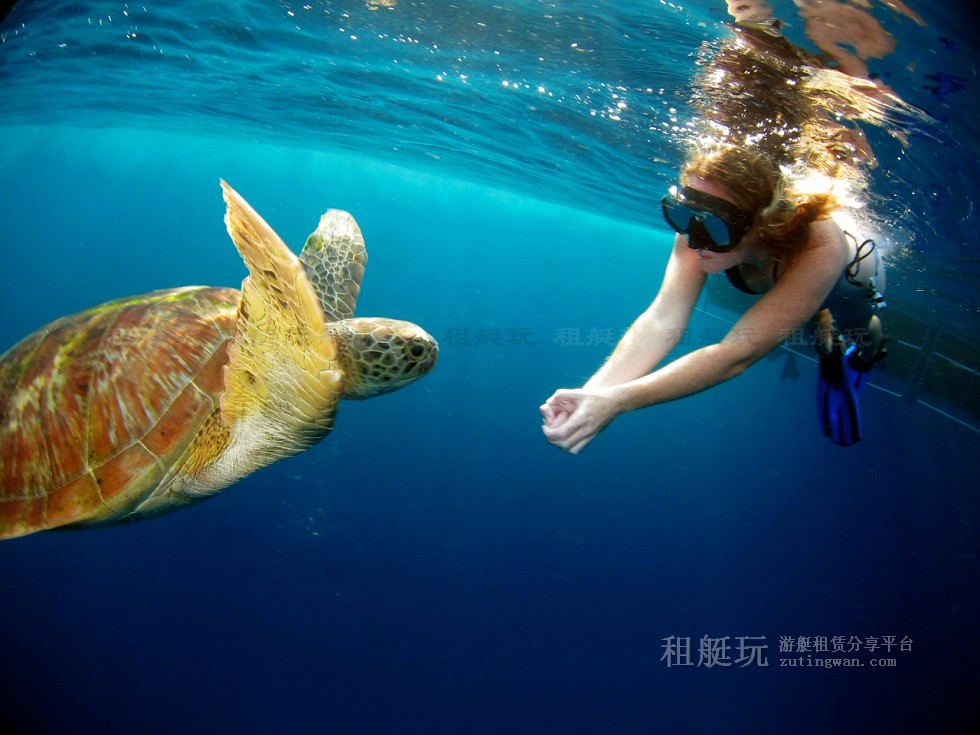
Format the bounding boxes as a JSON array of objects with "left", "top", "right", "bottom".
[{"left": 816, "top": 344, "right": 864, "bottom": 446}]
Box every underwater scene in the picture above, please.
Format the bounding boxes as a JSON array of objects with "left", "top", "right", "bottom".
[{"left": 1, "top": 1, "right": 978, "bottom": 733}]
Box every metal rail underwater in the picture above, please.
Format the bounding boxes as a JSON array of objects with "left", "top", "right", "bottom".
[{"left": 699, "top": 278, "right": 980, "bottom": 437}]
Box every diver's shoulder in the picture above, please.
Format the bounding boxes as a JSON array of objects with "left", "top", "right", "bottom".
[
  {"left": 799, "top": 216, "right": 851, "bottom": 270},
  {"left": 810, "top": 215, "right": 847, "bottom": 245}
]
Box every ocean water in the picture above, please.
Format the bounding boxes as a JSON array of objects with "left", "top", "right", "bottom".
[{"left": 1, "top": 2, "right": 978, "bottom": 734}]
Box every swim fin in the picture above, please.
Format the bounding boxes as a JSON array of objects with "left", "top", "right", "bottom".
[{"left": 816, "top": 344, "right": 865, "bottom": 446}]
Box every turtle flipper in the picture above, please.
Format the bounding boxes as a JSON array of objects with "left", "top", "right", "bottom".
[
  {"left": 299, "top": 210, "right": 367, "bottom": 322},
  {"left": 217, "top": 181, "right": 342, "bottom": 460}
]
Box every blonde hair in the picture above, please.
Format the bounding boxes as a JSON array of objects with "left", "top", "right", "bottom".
[
  {"left": 688, "top": 24, "right": 904, "bottom": 179},
  {"left": 682, "top": 147, "right": 836, "bottom": 263},
  {"left": 679, "top": 22, "right": 923, "bottom": 262}
]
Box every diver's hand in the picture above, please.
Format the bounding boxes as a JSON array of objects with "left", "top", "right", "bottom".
[{"left": 540, "top": 387, "right": 621, "bottom": 455}]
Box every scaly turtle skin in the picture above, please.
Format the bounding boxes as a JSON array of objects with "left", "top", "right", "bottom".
[{"left": 0, "top": 181, "right": 438, "bottom": 539}]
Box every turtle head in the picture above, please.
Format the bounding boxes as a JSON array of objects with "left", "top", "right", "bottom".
[{"left": 339, "top": 317, "right": 438, "bottom": 399}]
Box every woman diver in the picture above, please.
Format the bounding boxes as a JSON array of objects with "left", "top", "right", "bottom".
[{"left": 540, "top": 16, "right": 904, "bottom": 452}]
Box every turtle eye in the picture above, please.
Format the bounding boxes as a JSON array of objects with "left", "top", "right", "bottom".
[{"left": 407, "top": 341, "right": 426, "bottom": 360}]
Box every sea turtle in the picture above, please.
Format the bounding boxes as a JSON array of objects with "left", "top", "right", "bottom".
[{"left": 0, "top": 181, "right": 438, "bottom": 540}]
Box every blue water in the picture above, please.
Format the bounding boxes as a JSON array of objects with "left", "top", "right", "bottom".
[{"left": 1, "top": 2, "right": 978, "bottom": 734}]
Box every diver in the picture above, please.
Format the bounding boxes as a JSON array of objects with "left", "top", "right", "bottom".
[
  {"left": 540, "top": 146, "right": 885, "bottom": 453},
  {"left": 540, "top": 16, "right": 900, "bottom": 452}
]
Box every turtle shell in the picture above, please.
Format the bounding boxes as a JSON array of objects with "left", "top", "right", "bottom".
[{"left": 0, "top": 287, "right": 239, "bottom": 539}]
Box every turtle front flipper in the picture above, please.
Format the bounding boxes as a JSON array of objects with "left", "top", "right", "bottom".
[
  {"left": 299, "top": 210, "right": 367, "bottom": 322},
  {"left": 192, "top": 182, "right": 343, "bottom": 488}
]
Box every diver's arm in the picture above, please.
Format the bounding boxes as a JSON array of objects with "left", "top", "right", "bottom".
[
  {"left": 610, "top": 220, "right": 846, "bottom": 411},
  {"left": 584, "top": 234, "right": 706, "bottom": 389},
  {"left": 542, "top": 220, "right": 845, "bottom": 453}
]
